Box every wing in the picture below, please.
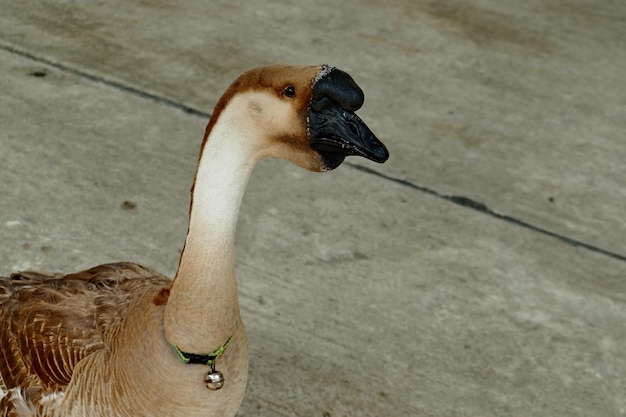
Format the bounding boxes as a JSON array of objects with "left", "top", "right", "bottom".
[{"left": 0, "top": 262, "right": 171, "bottom": 400}]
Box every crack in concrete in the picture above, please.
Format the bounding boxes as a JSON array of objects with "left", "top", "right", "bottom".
[
  {"left": 347, "top": 163, "right": 626, "bottom": 263},
  {"left": 0, "top": 42, "right": 209, "bottom": 119}
]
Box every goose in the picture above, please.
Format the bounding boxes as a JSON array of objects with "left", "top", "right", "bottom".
[{"left": 0, "top": 64, "right": 389, "bottom": 417}]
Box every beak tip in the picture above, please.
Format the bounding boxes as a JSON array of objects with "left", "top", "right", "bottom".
[{"left": 371, "top": 145, "right": 390, "bottom": 164}]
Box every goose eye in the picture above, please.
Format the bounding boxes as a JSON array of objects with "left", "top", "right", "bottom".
[{"left": 283, "top": 85, "right": 296, "bottom": 98}]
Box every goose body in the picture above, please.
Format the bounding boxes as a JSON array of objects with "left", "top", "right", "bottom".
[{"left": 0, "top": 65, "right": 388, "bottom": 416}]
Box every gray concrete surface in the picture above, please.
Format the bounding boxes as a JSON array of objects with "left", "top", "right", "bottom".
[{"left": 1, "top": 1, "right": 624, "bottom": 416}]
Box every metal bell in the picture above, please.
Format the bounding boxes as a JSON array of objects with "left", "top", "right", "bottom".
[{"left": 205, "top": 370, "right": 225, "bottom": 390}]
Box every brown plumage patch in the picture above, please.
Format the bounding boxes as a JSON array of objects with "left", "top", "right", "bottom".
[
  {"left": 153, "top": 287, "right": 171, "bottom": 306},
  {"left": 0, "top": 262, "right": 171, "bottom": 412}
]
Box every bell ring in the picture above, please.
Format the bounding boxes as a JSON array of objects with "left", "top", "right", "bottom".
[{"left": 205, "top": 370, "right": 225, "bottom": 390}]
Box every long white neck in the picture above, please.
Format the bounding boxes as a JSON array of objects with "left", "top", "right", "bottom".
[{"left": 164, "top": 99, "right": 261, "bottom": 352}]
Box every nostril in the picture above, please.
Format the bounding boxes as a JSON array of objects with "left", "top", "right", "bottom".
[
  {"left": 343, "top": 113, "right": 360, "bottom": 136},
  {"left": 348, "top": 122, "right": 359, "bottom": 137}
]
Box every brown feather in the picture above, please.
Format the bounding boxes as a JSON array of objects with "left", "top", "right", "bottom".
[{"left": 0, "top": 262, "right": 171, "bottom": 413}]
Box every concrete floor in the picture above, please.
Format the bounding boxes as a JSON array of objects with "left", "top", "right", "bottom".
[{"left": 1, "top": 1, "right": 625, "bottom": 416}]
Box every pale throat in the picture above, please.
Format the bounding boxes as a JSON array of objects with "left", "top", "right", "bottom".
[{"left": 164, "top": 102, "right": 263, "bottom": 351}]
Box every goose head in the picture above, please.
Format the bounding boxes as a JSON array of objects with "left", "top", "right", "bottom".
[{"left": 203, "top": 64, "right": 389, "bottom": 172}]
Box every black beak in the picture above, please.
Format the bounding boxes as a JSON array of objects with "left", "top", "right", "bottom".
[{"left": 308, "top": 67, "right": 389, "bottom": 170}]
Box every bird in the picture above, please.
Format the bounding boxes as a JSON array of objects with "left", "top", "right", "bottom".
[{"left": 0, "top": 64, "right": 389, "bottom": 417}]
